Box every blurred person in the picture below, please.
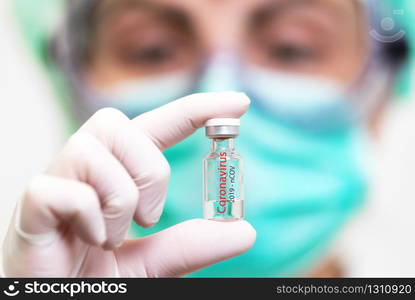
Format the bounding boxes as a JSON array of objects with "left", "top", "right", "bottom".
[{"left": 2, "top": 0, "right": 411, "bottom": 277}]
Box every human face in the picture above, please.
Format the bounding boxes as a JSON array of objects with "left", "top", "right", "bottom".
[{"left": 84, "top": 0, "right": 368, "bottom": 92}]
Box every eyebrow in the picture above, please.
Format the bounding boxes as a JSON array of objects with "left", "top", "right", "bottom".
[
  {"left": 97, "top": 0, "right": 194, "bottom": 36},
  {"left": 249, "top": 0, "right": 355, "bottom": 30}
]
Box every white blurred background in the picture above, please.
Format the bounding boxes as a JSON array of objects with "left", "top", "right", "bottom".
[
  {"left": 0, "top": 0, "right": 66, "bottom": 246},
  {"left": 0, "top": 0, "right": 415, "bottom": 277}
]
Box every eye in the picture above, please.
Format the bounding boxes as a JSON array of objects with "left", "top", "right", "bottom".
[
  {"left": 125, "top": 43, "right": 178, "bottom": 66},
  {"left": 266, "top": 43, "right": 317, "bottom": 64},
  {"left": 96, "top": 7, "right": 199, "bottom": 74}
]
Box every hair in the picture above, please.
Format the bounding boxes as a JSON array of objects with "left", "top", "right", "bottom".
[{"left": 61, "top": 0, "right": 100, "bottom": 65}]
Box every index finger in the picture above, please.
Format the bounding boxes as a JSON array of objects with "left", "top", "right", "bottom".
[{"left": 132, "top": 92, "right": 250, "bottom": 150}]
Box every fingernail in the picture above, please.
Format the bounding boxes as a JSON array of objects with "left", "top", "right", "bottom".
[
  {"left": 143, "top": 217, "right": 159, "bottom": 228},
  {"left": 237, "top": 92, "right": 251, "bottom": 104},
  {"left": 96, "top": 228, "right": 107, "bottom": 246}
]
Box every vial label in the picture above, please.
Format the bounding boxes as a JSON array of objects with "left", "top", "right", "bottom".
[{"left": 204, "top": 150, "right": 243, "bottom": 220}]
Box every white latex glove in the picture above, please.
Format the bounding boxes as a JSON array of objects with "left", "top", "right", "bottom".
[{"left": 2, "top": 92, "right": 255, "bottom": 277}]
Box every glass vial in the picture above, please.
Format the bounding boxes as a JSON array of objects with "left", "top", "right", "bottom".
[{"left": 203, "top": 118, "right": 244, "bottom": 221}]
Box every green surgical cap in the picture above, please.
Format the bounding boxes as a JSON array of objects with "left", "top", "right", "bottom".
[
  {"left": 382, "top": 0, "right": 414, "bottom": 98},
  {"left": 11, "top": 0, "right": 76, "bottom": 133}
]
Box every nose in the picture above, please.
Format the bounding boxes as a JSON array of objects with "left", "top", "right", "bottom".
[{"left": 197, "top": 52, "right": 242, "bottom": 92}]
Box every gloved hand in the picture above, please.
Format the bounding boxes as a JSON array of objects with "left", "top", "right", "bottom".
[{"left": 2, "top": 92, "right": 255, "bottom": 277}]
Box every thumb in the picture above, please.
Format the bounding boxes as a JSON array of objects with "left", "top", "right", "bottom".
[{"left": 116, "top": 219, "right": 256, "bottom": 277}]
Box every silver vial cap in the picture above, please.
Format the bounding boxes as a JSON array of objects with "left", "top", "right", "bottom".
[{"left": 205, "top": 118, "right": 240, "bottom": 138}]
